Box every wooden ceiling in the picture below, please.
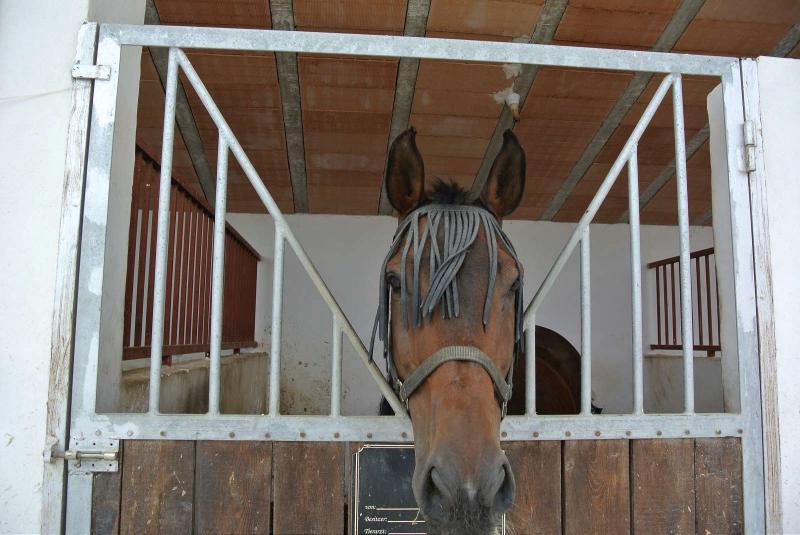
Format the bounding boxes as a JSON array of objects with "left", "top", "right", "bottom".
[{"left": 135, "top": 0, "right": 800, "bottom": 223}]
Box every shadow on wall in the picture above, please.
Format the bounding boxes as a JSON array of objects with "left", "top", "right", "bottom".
[
  {"left": 118, "top": 353, "right": 269, "bottom": 414},
  {"left": 644, "top": 354, "right": 724, "bottom": 413}
]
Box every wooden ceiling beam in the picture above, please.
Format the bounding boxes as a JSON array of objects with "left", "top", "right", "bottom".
[
  {"left": 540, "top": 0, "right": 707, "bottom": 221},
  {"left": 376, "top": 0, "right": 432, "bottom": 216},
  {"left": 468, "top": 0, "right": 568, "bottom": 198},
  {"left": 624, "top": 19, "right": 800, "bottom": 225},
  {"left": 270, "top": 0, "right": 309, "bottom": 212},
  {"left": 145, "top": 0, "right": 216, "bottom": 205}
]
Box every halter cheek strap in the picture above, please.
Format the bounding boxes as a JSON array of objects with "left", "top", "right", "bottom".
[{"left": 396, "top": 346, "right": 514, "bottom": 417}]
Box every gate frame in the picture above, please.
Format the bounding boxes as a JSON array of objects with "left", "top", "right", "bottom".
[{"left": 60, "top": 23, "right": 766, "bottom": 533}]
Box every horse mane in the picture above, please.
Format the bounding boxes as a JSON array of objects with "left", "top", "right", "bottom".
[{"left": 425, "top": 179, "right": 478, "bottom": 206}]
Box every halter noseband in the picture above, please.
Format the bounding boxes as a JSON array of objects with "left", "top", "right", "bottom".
[{"left": 370, "top": 203, "right": 524, "bottom": 417}]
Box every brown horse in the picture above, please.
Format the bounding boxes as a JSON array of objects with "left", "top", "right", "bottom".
[{"left": 377, "top": 127, "right": 526, "bottom": 534}]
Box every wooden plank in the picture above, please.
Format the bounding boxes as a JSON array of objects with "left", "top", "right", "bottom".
[
  {"left": 195, "top": 441, "right": 272, "bottom": 534},
  {"left": 273, "top": 442, "right": 347, "bottom": 534},
  {"left": 631, "top": 439, "right": 695, "bottom": 533},
  {"left": 504, "top": 441, "right": 561, "bottom": 534},
  {"left": 563, "top": 439, "right": 630, "bottom": 535},
  {"left": 695, "top": 438, "right": 744, "bottom": 534},
  {"left": 119, "top": 440, "right": 195, "bottom": 535},
  {"left": 92, "top": 471, "right": 122, "bottom": 535}
]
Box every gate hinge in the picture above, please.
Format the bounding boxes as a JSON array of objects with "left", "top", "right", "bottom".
[
  {"left": 72, "top": 63, "right": 111, "bottom": 81},
  {"left": 743, "top": 120, "right": 757, "bottom": 173},
  {"left": 47, "top": 437, "right": 119, "bottom": 473}
]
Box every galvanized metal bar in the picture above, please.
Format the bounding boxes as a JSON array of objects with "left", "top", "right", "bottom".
[
  {"left": 147, "top": 47, "right": 179, "bottom": 415},
  {"left": 525, "top": 325, "right": 536, "bottom": 415},
  {"left": 330, "top": 315, "right": 343, "bottom": 417},
  {"left": 672, "top": 75, "right": 695, "bottom": 414},
  {"left": 175, "top": 49, "right": 406, "bottom": 415},
  {"left": 208, "top": 137, "right": 228, "bottom": 415},
  {"left": 524, "top": 74, "right": 675, "bottom": 325},
  {"left": 269, "top": 230, "right": 285, "bottom": 416},
  {"left": 725, "top": 60, "right": 766, "bottom": 533},
  {"left": 628, "top": 149, "right": 644, "bottom": 414},
  {"left": 76, "top": 411, "right": 747, "bottom": 442},
  {"left": 106, "top": 24, "right": 735, "bottom": 76},
  {"left": 579, "top": 227, "right": 591, "bottom": 415}
]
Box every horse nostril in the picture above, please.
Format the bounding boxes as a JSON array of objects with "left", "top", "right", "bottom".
[
  {"left": 418, "top": 466, "right": 454, "bottom": 520},
  {"left": 491, "top": 461, "right": 516, "bottom": 513}
]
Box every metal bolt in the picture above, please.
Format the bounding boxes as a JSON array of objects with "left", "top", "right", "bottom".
[
  {"left": 334, "top": 432, "right": 340, "bottom": 438},
  {"left": 126, "top": 430, "right": 134, "bottom": 437},
  {"left": 401, "top": 432, "right": 408, "bottom": 439},
  {"left": 366, "top": 432, "right": 373, "bottom": 439},
  {"left": 594, "top": 431, "right": 601, "bottom": 437},
  {"left": 229, "top": 431, "right": 235, "bottom": 438},
  {"left": 299, "top": 432, "right": 306, "bottom": 438},
  {"left": 265, "top": 433, "right": 271, "bottom": 439},
  {"left": 656, "top": 430, "right": 663, "bottom": 436},
  {"left": 625, "top": 430, "right": 632, "bottom": 436},
  {"left": 715, "top": 429, "right": 722, "bottom": 435},
  {"left": 160, "top": 430, "right": 166, "bottom": 437},
  {"left": 533, "top": 432, "right": 539, "bottom": 438},
  {"left": 95, "top": 430, "right": 102, "bottom": 436},
  {"left": 737, "top": 428, "right": 743, "bottom": 434},
  {"left": 565, "top": 431, "right": 572, "bottom": 437},
  {"left": 684, "top": 429, "right": 691, "bottom": 435},
  {"left": 501, "top": 431, "right": 508, "bottom": 438}
]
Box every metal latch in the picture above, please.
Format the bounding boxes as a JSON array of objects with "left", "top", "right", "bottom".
[
  {"left": 47, "top": 438, "right": 120, "bottom": 473},
  {"left": 72, "top": 63, "right": 111, "bottom": 81},
  {"left": 743, "top": 120, "right": 757, "bottom": 173}
]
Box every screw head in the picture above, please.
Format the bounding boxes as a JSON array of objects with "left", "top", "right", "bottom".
[
  {"left": 265, "top": 433, "right": 271, "bottom": 439},
  {"left": 595, "top": 431, "right": 601, "bottom": 437},
  {"left": 299, "top": 431, "right": 306, "bottom": 438},
  {"left": 501, "top": 431, "right": 508, "bottom": 438},
  {"left": 684, "top": 429, "right": 691, "bottom": 435},
  {"left": 126, "top": 430, "right": 134, "bottom": 437},
  {"left": 366, "top": 432, "right": 373, "bottom": 439},
  {"left": 737, "top": 428, "right": 744, "bottom": 434},
  {"left": 160, "top": 430, "right": 166, "bottom": 437},
  {"left": 229, "top": 431, "right": 236, "bottom": 438},
  {"left": 401, "top": 432, "right": 408, "bottom": 439},
  {"left": 334, "top": 432, "right": 340, "bottom": 438},
  {"left": 95, "top": 430, "right": 102, "bottom": 436},
  {"left": 625, "top": 430, "right": 632, "bottom": 436},
  {"left": 533, "top": 431, "right": 540, "bottom": 438},
  {"left": 715, "top": 429, "right": 722, "bottom": 435},
  {"left": 656, "top": 430, "right": 663, "bottom": 436},
  {"left": 565, "top": 431, "right": 572, "bottom": 437}
]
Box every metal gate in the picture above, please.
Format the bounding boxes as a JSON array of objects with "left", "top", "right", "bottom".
[{"left": 62, "top": 22, "right": 765, "bottom": 532}]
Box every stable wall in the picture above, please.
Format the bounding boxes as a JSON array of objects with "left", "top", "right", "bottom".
[
  {"left": 757, "top": 56, "right": 800, "bottom": 533},
  {"left": 228, "top": 214, "right": 715, "bottom": 416}
]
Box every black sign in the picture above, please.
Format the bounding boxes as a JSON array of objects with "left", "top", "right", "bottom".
[{"left": 352, "top": 444, "right": 505, "bottom": 535}]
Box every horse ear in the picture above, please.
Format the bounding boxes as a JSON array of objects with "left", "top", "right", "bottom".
[
  {"left": 481, "top": 130, "right": 525, "bottom": 217},
  {"left": 385, "top": 127, "right": 425, "bottom": 216}
]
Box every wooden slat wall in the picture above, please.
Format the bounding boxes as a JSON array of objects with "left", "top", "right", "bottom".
[{"left": 91, "top": 438, "right": 745, "bottom": 534}]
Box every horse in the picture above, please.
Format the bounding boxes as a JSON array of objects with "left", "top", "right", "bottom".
[{"left": 374, "top": 127, "right": 529, "bottom": 534}]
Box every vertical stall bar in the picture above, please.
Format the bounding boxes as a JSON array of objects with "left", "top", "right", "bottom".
[
  {"left": 628, "top": 149, "right": 644, "bottom": 414},
  {"left": 580, "top": 226, "right": 592, "bottom": 415},
  {"left": 655, "top": 262, "right": 662, "bottom": 345},
  {"left": 330, "top": 315, "right": 343, "bottom": 417},
  {"left": 208, "top": 138, "right": 229, "bottom": 415},
  {"left": 672, "top": 74, "right": 695, "bottom": 414},
  {"left": 268, "top": 229, "right": 286, "bottom": 415},
  {"left": 696, "top": 256, "right": 704, "bottom": 346},
  {"left": 148, "top": 47, "right": 179, "bottom": 414},
  {"left": 525, "top": 325, "right": 536, "bottom": 415},
  {"left": 670, "top": 263, "right": 677, "bottom": 344},
  {"left": 705, "top": 255, "right": 714, "bottom": 348}
]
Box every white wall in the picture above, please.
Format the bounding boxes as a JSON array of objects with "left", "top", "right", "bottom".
[
  {"left": 229, "top": 213, "right": 714, "bottom": 415},
  {"left": 0, "top": 1, "right": 143, "bottom": 531},
  {"left": 0, "top": 2, "right": 90, "bottom": 532},
  {"left": 757, "top": 56, "right": 800, "bottom": 533}
]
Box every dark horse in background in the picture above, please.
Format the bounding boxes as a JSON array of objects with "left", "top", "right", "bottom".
[{"left": 377, "top": 128, "right": 586, "bottom": 534}]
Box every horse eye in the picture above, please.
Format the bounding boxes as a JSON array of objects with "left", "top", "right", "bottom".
[
  {"left": 386, "top": 273, "right": 401, "bottom": 290},
  {"left": 509, "top": 278, "right": 521, "bottom": 292}
]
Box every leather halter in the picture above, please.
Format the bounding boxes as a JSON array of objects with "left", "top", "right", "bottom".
[
  {"left": 396, "top": 345, "right": 514, "bottom": 417},
  {"left": 370, "top": 203, "right": 524, "bottom": 417}
]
